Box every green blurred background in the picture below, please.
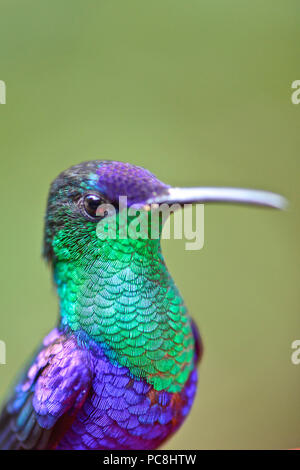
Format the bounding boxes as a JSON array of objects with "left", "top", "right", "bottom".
[{"left": 0, "top": 0, "right": 299, "bottom": 449}]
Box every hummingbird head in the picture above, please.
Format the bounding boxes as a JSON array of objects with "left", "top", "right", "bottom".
[{"left": 44, "top": 159, "right": 287, "bottom": 265}]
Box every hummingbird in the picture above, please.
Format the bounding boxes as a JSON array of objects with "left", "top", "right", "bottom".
[{"left": 0, "top": 160, "right": 287, "bottom": 450}]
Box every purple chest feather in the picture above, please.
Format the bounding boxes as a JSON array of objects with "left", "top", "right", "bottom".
[
  {"left": 58, "top": 354, "right": 197, "bottom": 450},
  {"left": 7, "top": 329, "right": 197, "bottom": 450}
]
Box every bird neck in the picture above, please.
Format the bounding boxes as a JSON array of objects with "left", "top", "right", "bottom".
[{"left": 53, "top": 237, "right": 195, "bottom": 393}]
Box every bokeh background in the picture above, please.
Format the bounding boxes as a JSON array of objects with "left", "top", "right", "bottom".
[{"left": 0, "top": 0, "right": 299, "bottom": 449}]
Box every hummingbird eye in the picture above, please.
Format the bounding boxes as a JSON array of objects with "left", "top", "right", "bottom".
[{"left": 82, "top": 193, "right": 104, "bottom": 219}]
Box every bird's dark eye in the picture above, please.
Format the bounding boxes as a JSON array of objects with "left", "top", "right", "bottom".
[{"left": 82, "top": 193, "right": 103, "bottom": 219}]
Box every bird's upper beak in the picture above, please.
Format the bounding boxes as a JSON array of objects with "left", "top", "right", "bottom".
[{"left": 145, "top": 186, "right": 288, "bottom": 210}]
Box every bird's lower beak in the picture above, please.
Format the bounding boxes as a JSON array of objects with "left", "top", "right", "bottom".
[{"left": 146, "top": 187, "right": 288, "bottom": 210}]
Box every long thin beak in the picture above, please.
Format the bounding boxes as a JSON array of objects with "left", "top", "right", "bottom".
[{"left": 148, "top": 187, "right": 288, "bottom": 210}]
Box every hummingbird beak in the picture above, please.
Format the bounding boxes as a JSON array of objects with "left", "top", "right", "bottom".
[{"left": 147, "top": 187, "right": 288, "bottom": 210}]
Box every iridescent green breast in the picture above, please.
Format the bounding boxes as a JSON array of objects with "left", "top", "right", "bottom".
[{"left": 53, "top": 224, "right": 195, "bottom": 393}]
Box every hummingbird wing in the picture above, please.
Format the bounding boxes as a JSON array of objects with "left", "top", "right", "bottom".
[
  {"left": 0, "top": 328, "right": 93, "bottom": 449},
  {"left": 191, "top": 318, "right": 203, "bottom": 365}
]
